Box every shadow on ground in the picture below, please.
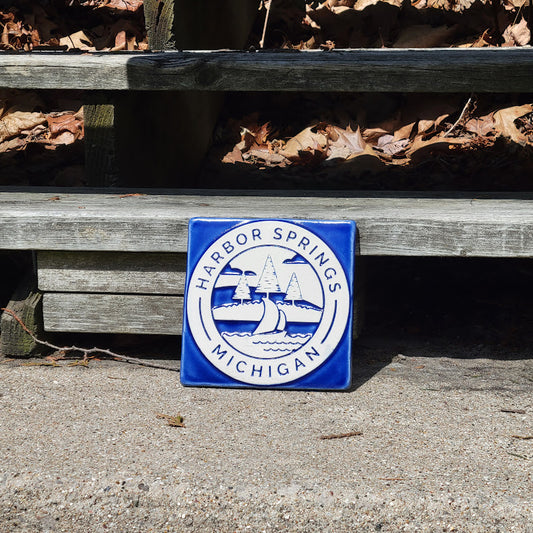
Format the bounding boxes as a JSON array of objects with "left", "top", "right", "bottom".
[
  {"left": 361, "top": 256, "right": 533, "bottom": 357},
  {"left": 4, "top": 256, "right": 531, "bottom": 392}
]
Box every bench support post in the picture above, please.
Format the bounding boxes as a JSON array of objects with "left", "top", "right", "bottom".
[
  {"left": 84, "top": 1, "right": 259, "bottom": 188},
  {"left": 1, "top": 274, "right": 45, "bottom": 358}
]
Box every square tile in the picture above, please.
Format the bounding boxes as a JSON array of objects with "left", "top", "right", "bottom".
[{"left": 181, "top": 218, "right": 356, "bottom": 389}]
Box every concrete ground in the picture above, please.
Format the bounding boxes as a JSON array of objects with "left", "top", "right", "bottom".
[
  {"left": 0, "top": 257, "right": 532, "bottom": 532},
  {"left": 0, "top": 335, "right": 531, "bottom": 533}
]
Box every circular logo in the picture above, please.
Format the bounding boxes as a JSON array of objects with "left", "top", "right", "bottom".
[{"left": 186, "top": 220, "right": 351, "bottom": 385}]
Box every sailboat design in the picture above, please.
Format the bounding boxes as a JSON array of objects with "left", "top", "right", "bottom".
[{"left": 253, "top": 297, "right": 287, "bottom": 335}]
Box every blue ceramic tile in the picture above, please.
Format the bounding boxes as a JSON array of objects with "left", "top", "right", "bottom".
[{"left": 181, "top": 218, "right": 356, "bottom": 390}]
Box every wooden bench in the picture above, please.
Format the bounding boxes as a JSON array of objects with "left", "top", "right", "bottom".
[
  {"left": 0, "top": 188, "right": 532, "bottom": 341},
  {"left": 1, "top": 0, "right": 533, "bottom": 354}
]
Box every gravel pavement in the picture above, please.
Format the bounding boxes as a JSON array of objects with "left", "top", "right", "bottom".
[{"left": 0, "top": 333, "right": 531, "bottom": 532}]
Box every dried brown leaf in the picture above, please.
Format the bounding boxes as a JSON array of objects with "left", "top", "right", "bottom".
[
  {"left": 0, "top": 109, "right": 47, "bottom": 143},
  {"left": 326, "top": 125, "right": 365, "bottom": 160},
  {"left": 222, "top": 146, "right": 245, "bottom": 164},
  {"left": 375, "top": 135, "right": 410, "bottom": 156},
  {"left": 503, "top": 17, "right": 531, "bottom": 46},
  {"left": 244, "top": 148, "right": 287, "bottom": 166},
  {"left": 363, "top": 127, "right": 390, "bottom": 144},
  {"left": 464, "top": 115, "right": 496, "bottom": 136},
  {"left": 104, "top": 0, "right": 143, "bottom": 11},
  {"left": 59, "top": 30, "right": 95, "bottom": 51},
  {"left": 0, "top": 136, "right": 26, "bottom": 153},
  {"left": 493, "top": 104, "right": 533, "bottom": 145},
  {"left": 281, "top": 125, "right": 328, "bottom": 159},
  {"left": 354, "top": 0, "right": 402, "bottom": 9},
  {"left": 47, "top": 113, "right": 84, "bottom": 137},
  {"left": 408, "top": 136, "right": 470, "bottom": 164},
  {"left": 156, "top": 413, "right": 185, "bottom": 428},
  {"left": 394, "top": 122, "right": 416, "bottom": 140},
  {"left": 503, "top": 0, "right": 529, "bottom": 8},
  {"left": 419, "top": 0, "right": 479, "bottom": 10},
  {"left": 327, "top": 0, "right": 356, "bottom": 8}
]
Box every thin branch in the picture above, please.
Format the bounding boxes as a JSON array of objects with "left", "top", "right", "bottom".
[
  {"left": 259, "top": 0, "right": 273, "bottom": 49},
  {"left": 1, "top": 307, "right": 179, "bottom": 372},
  {"left": 443, "top": 95, "right": 473, "bottom": 138},
  {"left": 319, "top": 431, "right": 362, "bottom": 440}
]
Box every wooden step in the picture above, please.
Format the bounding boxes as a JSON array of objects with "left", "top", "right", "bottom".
[
  {"left": 37, "top": 251, "right": 186, "bottom": 294},
  {"left": 42, "top": 293, "right": 183, "bottom": 335},
  {"left": 2, "top": 189, "right": 533, "bottom": 257},
  {"left": 37, "top": 251, "right": 185, "bottom": 334},
  {"left": 1, "top": 49, "right": 533, "bottom": 92}
]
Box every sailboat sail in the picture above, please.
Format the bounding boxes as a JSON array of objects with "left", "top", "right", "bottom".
[
  {"left": 253, "top": 297, "right": 286, "bottom": 335},
  {"left": 277, "top": 310, "right": 287, "bottom": 331}
]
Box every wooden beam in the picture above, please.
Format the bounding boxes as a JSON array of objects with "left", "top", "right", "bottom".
[
  {"left": 0, "top": 275, "right": 44, "bottom": 357},
  {"left": 1, "top": 189, "right": 533, "bottom": 257},
  {"left": 115, "top": 0, "right": 259, "bottom": 187},
  {"left": 37, "top": 251, "right": 186, "bottom": 294},
  {"left": 1, "top": 49, "right": 533, "bottom": 92},
  {"left": 42, "top": 291, "right": 361, "bottom": 336},
  {"left": 43, "top": 293, "right": 183, "bottom": 335},
  {"left": 84, "top": 95, "right": 121, "bottom": 187},
  {"left": 144, "top": 0, "right": 260, "bottom": 51}
]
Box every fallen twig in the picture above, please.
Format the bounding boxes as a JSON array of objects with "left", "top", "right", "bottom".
[
  {"left": 443, "top": 95, "right": 473, "bottom": 138},
  {"left": 506, "top": 451, "right": 528, "bottom": 459},
  {"left": 1, "top": 307, "right": 179, "bottom": 373},
  {"left": 259, "top": 0, "right": 273, "bottom": 49},
  {"left": 319, "top": 431, "right": 362, "bottom": 440},
  {"left": 501, "top": 409, "right": 526, "bottom": 414},
  {"left": 511, "top": 435, "right": 533, "bottom": 440}
]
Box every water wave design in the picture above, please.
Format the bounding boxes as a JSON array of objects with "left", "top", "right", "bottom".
[
  {"left": 221, "top": 331, "right": 313, "bottom": 359},
  {"left": 252, "top": 340, "right": 307, "bottom": 346}
]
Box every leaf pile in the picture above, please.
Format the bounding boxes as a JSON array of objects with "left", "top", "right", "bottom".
[
  {"left": 0, "top": 0, "right": 146, "bottom": 51},
  {"left": 252, "top": 0, "right": 532, "bottom": 49},
  {"left": 1, "top": 1, "right": 533, "bottom": 191},
  {"left": 203, "top": 92, "right": 533, "bottom": 190},
  {"left": 220, "top": 94, "right": 533, "bottom": 167},
  {"left": 0, "top": 90, "right": 85, "bottom": 186}
]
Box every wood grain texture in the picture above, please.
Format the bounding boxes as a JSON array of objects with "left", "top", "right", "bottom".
[
  {"left": 42, "top": 293, "right": 183, "bottom": 334},
  {"left": 37, "top": 251, "right": 186, "bottom": 294},
  {"left": 0, "top": 275, "right": 44, "bottom": 357},
  {"left": 144, "top": 0, "right": 260, "bottom": 51},
  {"left": 123, "top": 1, "right": 259, "bottom": 187},
  {"left": 41, "top": 292, "right": 361, "bottom": 336},
  {"left": 1, "top": 49, "right": 533, "bottom": 92},
  {"left": 84, "top": 98, "right": 121, "bottom": 187},
  {"left": 1, "top": 189, "right": 533, "bottom": 257},
  {"left": 144, "top": 0, "right": 176, "bottom": 50}
]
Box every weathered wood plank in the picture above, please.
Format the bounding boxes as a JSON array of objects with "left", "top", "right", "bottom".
[
  {"left": 144, "top": 0, "right": 260, "bottom": 51},
  {"left": 1, "top": 49, "right": 533, "bottom": 92},
  {"left": 0, "top": 275, "right": 44, "bottom": 357},
  {"left": 37, "top": 251, "right": 186, "bottom": 294},
  {"left": 42, "top": 293, "right": 183, "bottom": 335},
  {"left": 84, "top": 95, "right": 121, "bottom": 187},
  {"left": 42, "top": 291, "right": 362, "bottom": 336},
  {"left": 1, "top": 189, "right": 533, "bottom": 257}
]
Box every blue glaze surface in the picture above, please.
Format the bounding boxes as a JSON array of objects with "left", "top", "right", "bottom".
[{"left": 181, "top": 218, "right": 356, "bottom": 390}]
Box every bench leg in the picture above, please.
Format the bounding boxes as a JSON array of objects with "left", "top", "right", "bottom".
[
  {"left": 84, "top": 94, "right": 120, "bottom": 187},
  {"left": 0, "top": 273, "right": 45, "bottom": 358}
]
